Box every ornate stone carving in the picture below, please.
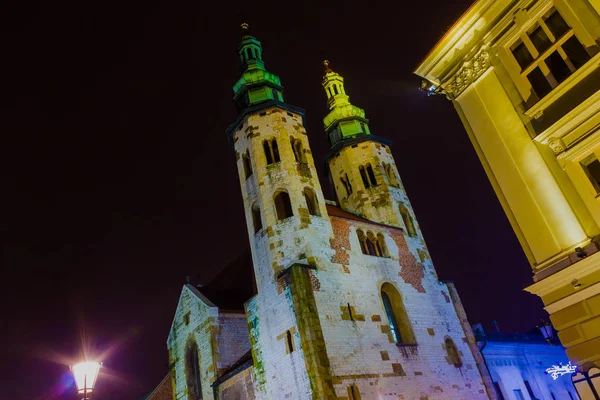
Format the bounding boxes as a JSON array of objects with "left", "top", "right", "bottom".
[
  {"left": 444, "top": 47, "right": 491, "bottom": 99},
  {"left": 548, "top": 138, "right": 566, "bottom": 155}
]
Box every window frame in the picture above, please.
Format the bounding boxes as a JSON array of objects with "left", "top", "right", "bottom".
[{"left": 500, "top": 3, "right": 595, "bottom": 108}]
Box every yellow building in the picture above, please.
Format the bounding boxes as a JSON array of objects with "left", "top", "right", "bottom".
[{"left": 415, "top": 0, "right": 600, "bottom": 395}]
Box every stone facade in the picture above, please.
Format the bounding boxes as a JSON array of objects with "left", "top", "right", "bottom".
[{"left": 161, "top": 26, "right": 492, "bottom": 400}]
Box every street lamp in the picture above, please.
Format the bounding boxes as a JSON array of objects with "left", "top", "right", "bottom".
[
  {"left": 538, "top": 320, "right": 554, "bottom": 343},
  {"left": 71, "top": 361, "right": 102, "bottom": 399}
]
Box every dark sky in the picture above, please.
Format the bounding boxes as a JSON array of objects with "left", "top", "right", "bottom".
[{"left": 2, "top": 0, "right": 545, "bottom": 398}]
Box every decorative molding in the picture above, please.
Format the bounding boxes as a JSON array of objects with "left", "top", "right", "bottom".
[
  {"left": 444, "top": 47, "right": 491, "bottom": 99},
  {"left": 548, "top": 138, "right": 566, "bottom": 155}
]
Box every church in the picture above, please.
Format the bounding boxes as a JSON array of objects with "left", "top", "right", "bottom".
[{"left": 150, "top": 25, "right": 493, "bottom": 400}]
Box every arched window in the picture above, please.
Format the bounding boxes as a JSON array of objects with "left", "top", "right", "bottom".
[
  {"left": 185, "top": 341, "right": 202, "bottom": 400},
  {"left": 399, "top": 204, "right": 417, "bottom": 237},
  {"left": 271, "top": 139, "right": 280, "bottom": 162},
  {"left": 263, "top": 140, "right": 273, "bottom": 164},
  {"left": 333, "top": 85, "right": 339, "bottom": 95},
  {"left": 381, "top": 283, "right": 415, "bottom": 345},
  {"left": 274, "top": 190, "right": 293, "bottom": 220},
  {"left": 340, "top": 173, "right": 353, "bottom": 196},
  {"left": 291, "top": 137, "right": 306, "bottom": 163},
  {"left": 263, "top": 139, "right": 280, "bottom": 165},
  {"left": 377, "top": 233, "right": 389, "bottom": 257},
  {"left": 383, "top": 162, "right": 399, "bottom": 188},
  {"left": 303, "top": 187, "right": 320, "bottom": 216},
  {"left": 367, "top": 231, "right": 380, "bottom": 256},
  {"left": 366, "top": 163, "right": 377, "bottom": 186},
  {"left": 357, "top": 229, "right": 368, "bottom": 255},
  {"left": 359, "top": 165, "right": 370, "bottom": 188},
  {"left": 445, "top": 337, "right": 462, "bottom": 368},
  {"left": 243, "top": 151, "right": 252, "bottom": 179},
  {"left": 251, "top": 202, "right": 262, "bottom": 233}
]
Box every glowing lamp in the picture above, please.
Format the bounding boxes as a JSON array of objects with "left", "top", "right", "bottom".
[{"left": 71, "top": 361, "right": 101, "bottom": 399}]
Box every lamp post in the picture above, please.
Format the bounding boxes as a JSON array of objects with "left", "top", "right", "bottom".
[
  {"left": 71, "top": 361, "right": 102, "bottom": 399},
  {"left": 538, "top": 320, "right": 554, "bottom": 344}
]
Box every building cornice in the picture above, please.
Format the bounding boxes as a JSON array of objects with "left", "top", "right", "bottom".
[
  {"left": 414, "top": 0, "right": 521, "bottom": 83},
  {"left": 525, "top": 251, "right": 600, "bottom": 297}
]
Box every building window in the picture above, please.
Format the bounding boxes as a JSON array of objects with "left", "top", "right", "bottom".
[
  {"left": 381, "top": 283, "right": 415, "bottom": 345},
  {"left": 377, "top": 233, "right": 389, "bottom": 257},
  {"left": 291, "top": 137, "right": 306, "bottom": 163},
  {"left": 340, "top": 173, "right": 353, "bottom": 196},
  {"left": 523, "top": 381, "right": 536, "bottom": 399},
  {"left": 251, "top": 202, "right": 262, "bottom": 233},
  {"left": 366, "top": 163, "right": 377, "bottom": 186},
  {"left": 399, "top": 204, "right": 417, "bottom": 237},
  {"left": 303, "top": 187, "right": 320, "bottom": 216},
  {"left": 263, "top": 139, "right": 280, "bottom": 165},
  {"left": 510, "top": 8, "right": 591, "bottom": 101},
  {"left": 348, "top": 385, "right": 361, "bottom": 400},
  {"left": 185, "top": 341, "right": 202, "bottom": 400},
  {"left": 286, "top": 330, "right": 294, "bottom": 353},
  {"left": 493, "top": 382, "right": 505, "bottom": 400},
  {"left": 383, "top": 162, "right": 399, "bottom": 188},
  {"left": 183, "top": 312, "right": 190, "bottom": 326},
  {"left": 357, "top": 229, "right": 368, "bottom": 254},
  {"left": 274, "top": 190, "right": 293, "bottom": 220},
  {"left": 513, "top": 389, "right": 525, "bottom": 400},
  {"left": 242, "top": 150, "right": 253, "bottom": 179},
  {"left": 550, "top": 393, "right": 556, "bottom": 400},
  {"left": 581, "top": 153, "right": 600, "bottom": 194},
  {"left": 357, "top": 230, "right": 388, "bottom": 257},
  {"left": 445, "top": 337, "right": 463, "bottom": 367},
  {"left": 359, "top": 165, "right": 370, "bottom": 188}
]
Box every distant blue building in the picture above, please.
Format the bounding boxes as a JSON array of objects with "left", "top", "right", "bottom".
[{"left": 477, "top": 330, "right": 579, "bottom": 400}]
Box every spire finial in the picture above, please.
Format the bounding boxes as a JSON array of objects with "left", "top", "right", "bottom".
[
  {"left": 323, "top": 60, "right": 333, "bottom": 73},
  {"left": 241, "top": 22, "right": 249, "bottom": 34}
]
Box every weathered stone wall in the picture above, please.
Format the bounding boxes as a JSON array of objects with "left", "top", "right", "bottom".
[
  {"left": 217, "top": 313, "right": 251, "bottom": 374},
  {"left": 227, "top": 105, "right": 490, "bottom": 399},
  {"left": 167, "top": 285, "right": 222, "bottom": 400},
  {"left": 216, "top": 366, "right": 257, "bottom": 400},
  {"left": 329, "top": 141, "right": 419, "bottom": 234}
]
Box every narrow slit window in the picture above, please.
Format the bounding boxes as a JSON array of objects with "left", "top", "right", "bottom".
[
  {"left": 303, "top": 187, "right": 320, "bottom": 216},
  {"left": 274, "top": 191, "right": 293, "bottom": 220},
  {"left": 271, "top": 139, "right": 280, "bottom": 162},
  {"left": 347, "top": 303, "right": 354, "bottom": 321},
  {"left": 286, "top": 330, "right": 294, "bottom": 353},
  {"left": 359, "top": 165, "right": 370, "bottom": 188},
  {"left": 243, "top": 151, "right": 253, "bottom": 179},
  {"left": 366, "top": 164, "right": 377, "bottom": 186},
  {"left": 399, "top": 204, "right": 417, "bottom": 237},
  {"left": 357, "top": 230, "right": 368, "bottom": 255},
  {"left": 263, "top": 140, "right": 273, "bottom": 165},
  {"left": 251, "top": 202, "right": 262, "bottom": 233}
]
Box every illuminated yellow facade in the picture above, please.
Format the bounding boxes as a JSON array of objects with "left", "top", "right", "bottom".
[{"left": 415, "top": 0, "right": 600, "bottom": 385}]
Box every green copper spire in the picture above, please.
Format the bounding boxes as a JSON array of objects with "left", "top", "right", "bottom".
[
  {"left": 321, "top": 61, "right": 370, "bottom": 146},
  {"left": 232, "top": 23, "right": 284, "bottom": 111}
]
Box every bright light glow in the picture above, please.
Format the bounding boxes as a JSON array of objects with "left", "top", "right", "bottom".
[
  {"left": 546, "top": 362, "right": 576, "bottom": 380},
  {"left": 72, "top": 361, "right": 101, "bottom": 394}
]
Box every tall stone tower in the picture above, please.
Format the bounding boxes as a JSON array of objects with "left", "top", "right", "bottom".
[
  {"left": 226, "top": 23, "right": 336, "bottom": 398},
  {"left": 415, "top": 0, "right": 600, "bottom": 394},
  {"left": 323, "top": 61, "right": 422, "bottom": 239}
]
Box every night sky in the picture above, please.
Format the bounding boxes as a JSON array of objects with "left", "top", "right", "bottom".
[{"left": 3, "top": 0, "right": 545, "bottom": 398}]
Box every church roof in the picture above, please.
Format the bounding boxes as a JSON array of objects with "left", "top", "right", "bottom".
[{"left": 197, "top": 247, "right": 256, "bottom": 312}]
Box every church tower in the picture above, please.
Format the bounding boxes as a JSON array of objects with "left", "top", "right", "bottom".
[
  {"left": 226, "top": 24, "right": 336, "bottom": 398},
  {"left": 323, "top": 62, "right": 422, "bottom": 240}
]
